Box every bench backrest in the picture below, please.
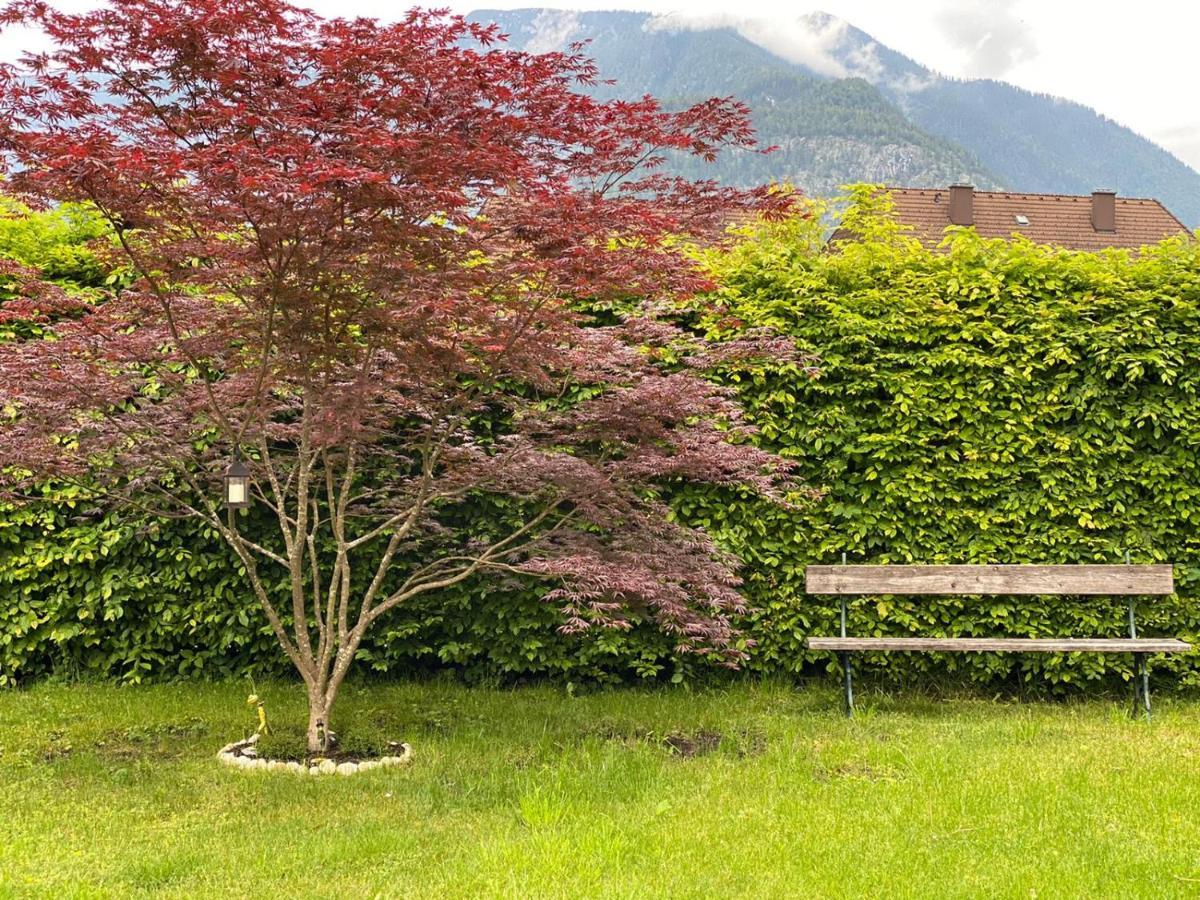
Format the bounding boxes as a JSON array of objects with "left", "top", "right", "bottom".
[{"left": 806, "top": 564, "right": 1173, "bottom": 596}]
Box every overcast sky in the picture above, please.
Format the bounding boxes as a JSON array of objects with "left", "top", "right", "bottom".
[{"left": 4, "top": 1, "right": 1197, "bottom": 170}]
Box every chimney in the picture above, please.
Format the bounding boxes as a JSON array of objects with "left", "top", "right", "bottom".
[
  {"left": 948, "top": 183, "right": 974, "bottom": 226},
  {"left": 1092, "top": 190, "right": 1116, "bottom": 232}
]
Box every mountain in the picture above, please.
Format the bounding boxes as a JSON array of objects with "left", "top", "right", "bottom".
[
  {"left": 805, "top": 13, "right": 1200, "bottom": 227},
  {"left": 468, "top": 9, "right": 1000, "bottom": 197},
  {"left": 468, "top": 9, "right": 1200, "bottom": 226}
]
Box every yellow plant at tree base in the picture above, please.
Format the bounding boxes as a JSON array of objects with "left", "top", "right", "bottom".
[{"left": 247, "top": 693, "right": 270, "bottom": 736}]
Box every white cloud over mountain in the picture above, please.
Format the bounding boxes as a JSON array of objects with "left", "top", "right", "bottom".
[
  {"left": 644, "top": 12, "right": 871, "bottom": 81},
  {"left": 934, "top": 0, "right": 1038, "bottom": 78}
]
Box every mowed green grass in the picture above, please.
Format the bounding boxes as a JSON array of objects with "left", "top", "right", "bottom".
[{"left": 2, "top": 679, "right": 1200, "bottom": 899}]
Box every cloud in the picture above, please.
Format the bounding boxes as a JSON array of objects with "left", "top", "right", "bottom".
[
  {"left": 841, "top": 35, "right": 884, "bottom": 83},
  {"left": 523, "top": 9, "right": 579, "bottom": 55},
  {"left": 0, "top": 24, "right": 52, "bottom": 65},
  {"left": 646, "top": 12, "right": 860, "bottom": 80},
  {"left": 644, "top": 12, "right": 897, "bottom": 85},
  {"left": 935, "top": 0, "right": 1037, "bottom": 78},
  {"left": 891, "top": 71, "right": 940, "bottom": 94}
]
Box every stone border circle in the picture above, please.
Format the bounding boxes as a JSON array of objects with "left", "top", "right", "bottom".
[{"left": 216, "top": 733, "right": 412, "bottom": 775}]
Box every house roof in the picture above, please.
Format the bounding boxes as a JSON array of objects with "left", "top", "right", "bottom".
[{"left": 834, "top": 186, "right": 1193, "bottom": 251}]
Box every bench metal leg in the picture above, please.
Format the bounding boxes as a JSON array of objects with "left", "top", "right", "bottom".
[
  {"left": 840, "top": 651, "right": 854, "bottom": 717},
  {"left": 1128, "top": 590, "right": 1152, "bottom": 722},
  {"left": 1132, "top": 652, "right": 1151, "bottom": 721},
  {"left": 837, "top": 585, "right": 853, "bottom": 717}
]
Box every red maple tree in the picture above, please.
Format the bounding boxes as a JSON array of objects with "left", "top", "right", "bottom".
[{"left": 0, "top": 0, "right": 802, "bottom": 751}]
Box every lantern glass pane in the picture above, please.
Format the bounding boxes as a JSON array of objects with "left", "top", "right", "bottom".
[{"left": 227, "top": 478, "right": 247, "bottom": 505}]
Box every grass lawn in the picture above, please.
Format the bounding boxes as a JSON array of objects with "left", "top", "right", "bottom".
[{"left": 3, "top": 679, "right": 1200, "bottom": 898}]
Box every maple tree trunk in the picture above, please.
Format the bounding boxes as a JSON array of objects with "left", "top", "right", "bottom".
[
  {"left": 303, "top": 632, "right": 359, "bottom": 755},
  {"left": 306, "top": 687, "right": 332, "bottom": 756}
]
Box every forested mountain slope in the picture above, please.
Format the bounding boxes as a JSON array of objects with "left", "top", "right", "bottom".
[
  {"left": 469, "top": 9, "right": 999, "bottom": 197},
  {"left": 469, "top": 9, "right": 1200, "bottom": 225}
]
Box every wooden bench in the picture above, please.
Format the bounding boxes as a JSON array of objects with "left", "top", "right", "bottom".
[{"left": 804, "top": 563, "right": 1190, "bottom": 718}]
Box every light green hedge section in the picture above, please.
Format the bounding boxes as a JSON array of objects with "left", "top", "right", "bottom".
[{"left": 4, "top": 188, "right": 1200, "bottom": 688}]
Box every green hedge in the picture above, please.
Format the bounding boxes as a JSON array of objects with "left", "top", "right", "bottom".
[
  {"left": 5, "top": 192, "right": 1200, "bottom": 689},
  {"left": 0, "top": 495, "right": 687, "bottom": 686},
  {"left": 690, "top": 195, "right": 1200, "bottom": 688}
]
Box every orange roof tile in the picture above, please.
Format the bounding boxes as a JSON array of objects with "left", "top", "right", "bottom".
[{"left": 835, "top": 186, "right": 1192, "bottom": 251}]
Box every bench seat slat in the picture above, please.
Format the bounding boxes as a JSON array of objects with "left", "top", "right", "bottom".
[
  {"left": 806, "top": 637, "right": 1191, "bottom": 653},
  {"left": 806, "top": 564, "right": 1173, "bottom": 596}
]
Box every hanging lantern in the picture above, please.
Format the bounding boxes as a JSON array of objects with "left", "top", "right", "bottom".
[{"left": 225, "top": 455, "right": 250, "bottom": 509}]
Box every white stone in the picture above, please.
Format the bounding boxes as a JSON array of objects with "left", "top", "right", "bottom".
[
  {"left": 286, "top": 761, "right": 304, "bottom": 774},
  {"left": 318, "top": 759, "right": 337, "bottom": 775},
  {"left": 267, "top": 760, "right": 288, "bottom": 772},
  {"left": 379, "top": 745, "right": 412, "bottom": 767},
  {"left": 250, "top": 758, "right": 268, "bottom": 770},
  {"left": 336, "top": 762, "right": 358, "bottom": 776},
  {"left": 308, "top": 766, "right": 321, "bottom": 776},
  {"left": 357, "top": 760, "right": 379, "bottom": 772}
]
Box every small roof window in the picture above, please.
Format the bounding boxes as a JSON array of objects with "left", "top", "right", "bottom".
[{"left": 1014, "top": 214, "right": 1030, "bottom": 226}]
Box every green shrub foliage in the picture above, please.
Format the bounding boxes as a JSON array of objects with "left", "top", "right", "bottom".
[
  {"left": 0, "top": 495, "right": 687, "bottom": 686},
  {"left": 689, "top": 190, "right": 1200, "bottom": 687},
  {"left": 0, "top": 196, "right": 112, "bottom": 288},
  {"left": 5, "top": 189, "right": 1200, "bottom": 688}
]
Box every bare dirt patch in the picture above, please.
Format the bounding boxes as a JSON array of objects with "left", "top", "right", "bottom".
[{"left": 662, "top": 730, "right": 723, "bottom": 757}]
